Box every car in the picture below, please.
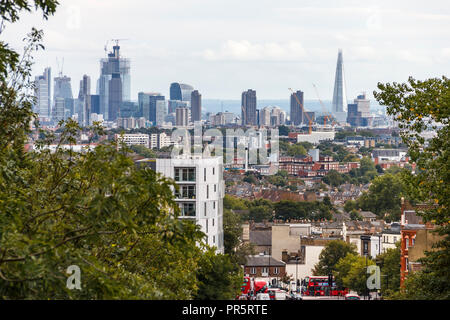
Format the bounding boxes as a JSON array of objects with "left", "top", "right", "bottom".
[
  {"left": 256, "top": 293, "right": 271, "bottom": 300},
  {"left": 345, "top": 293, "right": 361, "bottom": 300}
]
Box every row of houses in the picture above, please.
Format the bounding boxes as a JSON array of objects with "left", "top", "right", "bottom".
[{"left": 241, "top": 202, "right": 443, "bottom": 289}]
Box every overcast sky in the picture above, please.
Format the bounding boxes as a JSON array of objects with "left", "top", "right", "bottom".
[{"left": 3, "top": 0, "right": 450, "bottom": 101}]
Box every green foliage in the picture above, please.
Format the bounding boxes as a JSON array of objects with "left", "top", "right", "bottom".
[
  {"left": 129, "top": 144, "right": 157, "bottom": 158},
  {"left": 335, "top": 254, "right": 375, "bottom": 295},
  {"left": 194, "top": 249, "right": 243, "bottom": 300},
  {"left": 278, "top": 125, "right": 290, "bottom": 136},
  {"left": 374, "top": 76, "right": 450, "bottom": 299},
  {"left": 312, "top": 240, "right": 358, "bottom": 276},
  {"left": 223, "top": 208, "right": 243, "bottom": 255},
  {"left": 322, "top": 170, "right": 345, "bottom": 187},
  {"left": 287, "top": 143, "right": 307, "bottom": 157},
  {"left": 357, "top": 173, "right": 405, "bottom": 221},
  {"left": 350, "top": 209, "right": 362, "bottom": 221},
  {"left": 223, "top": 195, "right": 248, "bottom": 211},
  {"left": 375, "top": 244, "right": 401, "bottom": 298},
  {"left": 274, "top": 200, "right": 332, "bottom": 221},
  {"left": 344, "top": 200, "right": 357, "bottom": 213}
]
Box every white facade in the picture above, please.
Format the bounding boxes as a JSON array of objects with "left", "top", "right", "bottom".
[
  {"left": 381, "top": 231, "right": 400, "bottom": 253},
  {"left": 115, "top": 133, "right": 150, "bottom": 148},
  {"left": 155, "top": 156, "right": 224, "bottom": 253},
  {"left": 285, "top": 245, "right": 324, "bottom": 281},
  {"left": 296, "top": 131, "right": 335, "bottom": 144}
]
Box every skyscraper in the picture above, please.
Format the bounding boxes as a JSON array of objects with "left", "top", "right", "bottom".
[
  {"left": 241, "top": 89, "right": 257, "bottom": 126},
  {"left": 155, "top": 100, "right": 167, "bottom": 126},
  {"left": 34, "top": 67, "right": 51, "bottom": 119},
  {"left": 170, "top": 83, "right": 194, "bottom": 101},
  {"left": 191, "top": 90, "right": 202, "bottom": 122},
  {"left": 77, "top": 75, "right": 91, "bottom": 126},
  {"left": 138, "top": 92, "right": 165, "bottom": 124},
  {"left": 97, "top": 44, "right": 130, "bottom": 120},
  {"left": 290, "top": 90, "right": 304, "bottom": 126},
  {"left": 347, "top": 93, "right": 371, "bottom": 127},
  {"left": 176, "top": 107, "right": 190, "bottom": 126},
  {"left": 331, "top": 49, "right": 348, "bottom": 123},
  {"left": 108, "top": 73, "right": 122, "bottom": 121},
  {"left": 53, "top": 74, "right": 73, "bottom": 122}
]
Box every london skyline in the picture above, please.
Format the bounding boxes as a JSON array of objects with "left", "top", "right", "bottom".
[{"left": 3, "top": 0, "right": 450, "bottom": 100}]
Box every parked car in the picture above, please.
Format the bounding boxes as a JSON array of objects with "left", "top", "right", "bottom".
[
  {"left": 345, "top": 293, "right": 361, "bottom": 300},
  {"left": 256, "top": 293, "right": 271, "bottom": 300}
]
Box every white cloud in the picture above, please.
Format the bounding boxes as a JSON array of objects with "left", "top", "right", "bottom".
[{"left": 200, "top": 40, "right": 307, "bottom": 61}]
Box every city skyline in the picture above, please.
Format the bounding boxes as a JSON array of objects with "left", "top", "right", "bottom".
[{"left": 3, "top": 0, "right": 450, "bottom": 101}]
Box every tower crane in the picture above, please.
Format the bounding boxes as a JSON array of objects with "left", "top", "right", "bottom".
[
  {"left": 288, "top": 88, "right": 312, "bottom": 134},
  {"left": 312, "top": 83, "right": 338, "bottom": 128}
]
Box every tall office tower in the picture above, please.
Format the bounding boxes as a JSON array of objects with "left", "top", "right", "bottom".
[
  {"left": 170, "top": 82, "right": 194, "bottom": 101},
  {"left": 331, "top": 49, "right": 348, "bottom": 123},
  {"left": 138, "top": 92, "right": 165, "bottom": 123},
  {"left": 155, "top": 100, "right": 167, "bottom": 126},
  {"left": 90, "top": 95, "right": 100, "bottom": 115},
  {"left": 168, "top": 100, "right": 188, "bottom": 114},
  {"left": 53, "top": 75, "right": 73, "bottom": 121},
  {"left": 98, "top": 44, "right": 130, "bottom": 120},
  {"left": 260, "top": 106, "right": 271, "bottom": 126},
  {"left": 34, "top": 67, "right": 51, "bottom": 119},
  {"left": 53, "top": 97, "right": 65, "bottom": 122},
  {"left": 176, "top": 107, "right": 190, "bottom": 126},
  {"left": 77, "top": 75, "right": 91, "bottom": 126},
  {"left": 191, "top": 90, "right": 202, "bottom": 122},
  {"left": 108, "top": 73, "right": 122, "bottom": 121},
  {"left": 290, "top": 90, "right": 304, "bottom": 126},
  {"left": 279, "top": 110, "right": 287, "bottom": 125},
  {"left": 347, "top": 93, "right": 371, "bottom": 127},
  {"left": 241, "top": 89, "right": 257, "bottom": 126},
  {"left": 153, "top": 156, "right": 225, "bottom": 253},
  {"left": 119, "top": 101, "right": 139, "bottom": 118}
]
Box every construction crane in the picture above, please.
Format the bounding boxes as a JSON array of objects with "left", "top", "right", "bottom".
[
  {"left": 312, "top": 83, "right": 338, "bottom": 127},
  {"left": 288, "top": 88, "right": 312, "bottom": 134},
  {"left": 104, "top": 38, "right": 130, "bottom": 56},
  {"left": 56, "top": 57, "right": 64, "bottom": 77}
]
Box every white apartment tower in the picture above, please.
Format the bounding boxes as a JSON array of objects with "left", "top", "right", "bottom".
[{"left": 155, "top": 156, "right": 224, "bottom": 253}]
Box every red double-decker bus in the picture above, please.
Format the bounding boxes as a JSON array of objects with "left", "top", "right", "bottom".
[
  {"left": 302, "top": 276, "right": 348, "bottom": 296},
  {"left": 240, "top": 276, "right": 268, "bottom": 297}
]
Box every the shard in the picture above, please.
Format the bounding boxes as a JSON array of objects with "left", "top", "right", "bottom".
[{"left": 331, "top": 49, "right": 348, "bottom": 123}]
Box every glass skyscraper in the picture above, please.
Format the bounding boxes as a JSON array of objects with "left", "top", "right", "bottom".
[
  {"left": 97, "top": 45, "right": 130, "bottom": 121},
  {"left": 331, "top": 49, "right": 348, "bottom": 123}
]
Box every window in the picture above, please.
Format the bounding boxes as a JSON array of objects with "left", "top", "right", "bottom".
[
  {"left": 262, "top": 267, "right": 269, "bottom": 275},
  {"left": 206, "top": 219, "right": 208, "bottom": 233},
  {"left": 274, "top": 267, "right": 279, "bottom": 275},
  {"left": 175, "top": 168, "right": 195, "bottom": 182},
  {"left": 179, "top": 203, "right": 195, "bottom": 217},
  {"left": 212, "top": 219, "right": 214, "bottom": 226},
  {"left": 250, "top": 268, "right": 256, "bottom": 275},
  {"left": 204, "top": 203, "right": 207, "bottom": 216},
  {"left": 393, "top": 236, "right": 397, "bottom": 243},
  {"left": 214, "top": 184, "right": 216, "bottom": 192},
  {"left": 213, "top": 235, "right": 215, "bottom": 244},
  {"left": 213, "top": 167, "right": 215, "bottom": 175},
  {"left": 207, "top": 185, "right": 209, "bottom": 199},
  {"left": 175, "top": 185, "right": 196, "bottom": 199},
  {"left": 204, "top": 168, "right": 206, "bottom": 181},
  {"left": 213, "top": 201, "right": 216, "bottom": 210}
]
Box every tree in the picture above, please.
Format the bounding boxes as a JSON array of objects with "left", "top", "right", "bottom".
[
  {"left": 344, "top": 200, "right": 357, "bottom": 213},
  {"left": 374, "top": 76, "right": 450, "bottom": 299},
  {"left": 223, "top": 208, "right": 242, "bottom": 255},
  {"left": 322, "top": 170, "right": 344, "bottom": 187},
  {"left": 194, "top": 249, "right": 243, "bottom": 300},
  {"left": 335, "top": 254, "right": 375, "bottom": 295},
  {"left": 287, "top": 144, "right": 307, "bottom": 157},
  {"left": 312, "top": 240, "right": 357, "bottom": 276},
  {"left": 357, "top": 173, "right": 405, "bottom": 221},
  {"left": 129, "top": 144, "right": 157, "bottom": 158},
  {"left": 350, "top": 209, "right": 362, "bottom": 221},
  {"left": 278, "top": 125, "right": 290, "bottom": 136},
  {"left": 375, "top": 244, "right": 401, "bottom": 298}
]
